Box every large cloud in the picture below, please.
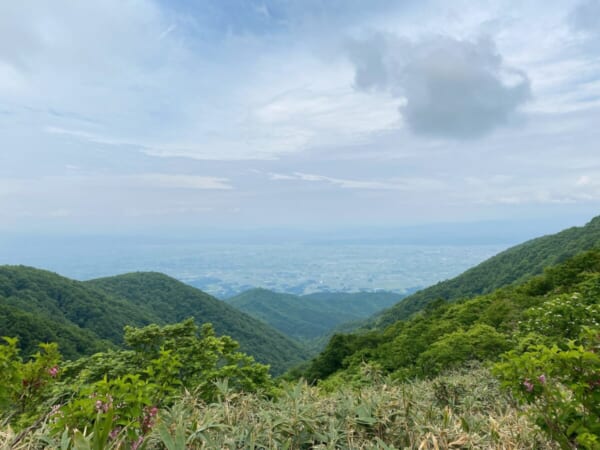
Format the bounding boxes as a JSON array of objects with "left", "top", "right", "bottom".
[{"left": 346, "top": 33, "right": 531, "bottom": 139}]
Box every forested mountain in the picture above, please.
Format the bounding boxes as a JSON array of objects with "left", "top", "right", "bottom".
[
  {"left": 370, "top": 215, "right": 600, "bottom": 328},
  {"left": 0, "top": 267, "right": 306, "bottom": 374},
  {"left": 0, "top": 266, "right": 153, "bottom": 360},
  {"left": 227, "top": 288, "right": 403, "bottom": 342},
  {"left": 303, "top": 248, "right": 600, "bottom": 383},
  {"left": 85, "top": 272, "right": 307, "bottom": 374}
]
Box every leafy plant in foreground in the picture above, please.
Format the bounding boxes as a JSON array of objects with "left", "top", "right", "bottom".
[{"left": 494, "top": 327, "right": 600, "bottom": 450}]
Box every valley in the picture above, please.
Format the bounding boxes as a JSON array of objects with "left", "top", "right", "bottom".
[{"left": 2, "top": 215, "right": 600, "bottom": 448}]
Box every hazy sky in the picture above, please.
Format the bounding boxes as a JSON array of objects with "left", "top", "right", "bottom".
[{"left": 1, "top": 0, "right": 599, "bottom": 233}]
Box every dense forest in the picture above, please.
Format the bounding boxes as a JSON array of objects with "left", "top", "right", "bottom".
[
  {"left": 1, "top": 218, "right": 600, "bottom": 449},
  {"left": 302, "top": 249, "right": 600, "bottom": 382},
  {"left": 0, "top": 268, "right": 306, "bottom": 374},
  {"left": 227, "top": 288, "right": 404, "bottom": 343}
]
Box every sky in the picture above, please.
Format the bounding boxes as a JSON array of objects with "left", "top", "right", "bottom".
[{"left": 1, "top": 0, "right": 600, "bottom": 234}]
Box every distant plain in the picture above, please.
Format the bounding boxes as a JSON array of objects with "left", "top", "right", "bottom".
[{"left": 0, "top": 235, "right": 506, "bottom": 297}]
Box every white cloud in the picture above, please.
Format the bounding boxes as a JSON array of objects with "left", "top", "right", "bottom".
[
  {"left": 270, "top": 172, "right": 444, "bottom": 191},
  {"left": 0, "top": 173, "right": 232, "bottom": 194},
  {"left": 128, "top": 174, "right": 232, "bottom": 190},
  {"left": 268, "top": 173, "right": 297, "bottom": 181},
  {"left": 577, "top": 175, "right": 592, "bottom": 186}
]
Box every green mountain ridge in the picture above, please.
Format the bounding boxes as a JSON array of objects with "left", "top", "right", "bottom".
[
  {"left": 226, "top": 288, "right": 404, "bottom": 343},
  {"left": 0, "top": 267, "right": 306, "bottom": 374},
  {"left": 86, "top": 272, "right": 308, "bottom": 374},
  {"left": 369, "top": 215, "right": 600, "bottom": 328},
  {"left": 0, "top": 265, "right": 153, "bottom": 360},
  {"left": 303, "top": 246, "right": 600, "bottom": 383}
]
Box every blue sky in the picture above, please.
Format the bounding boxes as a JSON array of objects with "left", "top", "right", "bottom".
[{"left": 1, "top": 0, "right": 600, "bottom": 233}]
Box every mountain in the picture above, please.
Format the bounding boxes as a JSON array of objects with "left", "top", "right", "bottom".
[
  {"left": 370, "top": 215, "right": 600, "bottom": 328},
  {"left": 226, "top": 288, "right": 404, "bottom": 342},
  {"left": 85, "top": 272, "right": 307, "bottom": 374},
  {"left": 303, "top": 247, "right": 600, "bottom": 382},
  {"left": 0, "top": 267, "right": 306, "bottom": 374},
  {"left": 0, "top": 265, "right": 154, "bottom": 359}
]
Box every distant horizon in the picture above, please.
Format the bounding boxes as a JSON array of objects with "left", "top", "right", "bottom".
[
  {"left": 1, "top": 212, "right": 595, "bottom": 243},
  {"left": 2, "top": 214, "right": 596, "bottom": 298}
]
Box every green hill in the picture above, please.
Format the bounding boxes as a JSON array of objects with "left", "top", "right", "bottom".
[
  {"left": 0, "top": 265, "right": 154, "bottom": 359},
  {"left": 86, "top": 272, "right": 308, "bottom": 374},
  {"left": 0, "top": 267, "right": 307, "bottom": 374},
  {"left": 370, "top": 215, "right": 600, "bottom": 328},
  {"left": 303, "top": 247, "right": 600, "bottom": 382},
  {"left": 227, "top": 288, "right": 404, "bottom": 342}
]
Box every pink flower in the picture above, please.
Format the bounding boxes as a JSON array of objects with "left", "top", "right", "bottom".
[
  {"left": 109, "top": 427, "right": 121, "bottom": 440},
  {"left": 132, "top": 436, "right": 144, "bottom": 450},
  {"left": 141, "top": 406, "right": 159, "bottom": 432},
  {"left": 523, "top": 379, "right": 534, "bottom": 392},
  {"left": 538, "top": 374, "right": 546, "bottom": 384},
  {"left": 48, "top": 366, "right": 59, "bottom": 377}
]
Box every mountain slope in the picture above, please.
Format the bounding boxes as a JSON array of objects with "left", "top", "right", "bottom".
[
  {"left": 0, "top": 302, "right": 110, "bottom": 360},
  {"left": 0, "top": 265, "right": 154, "bottom": 359},
  {"left": 303, "top": 248, "right": 600, "bottom": 382},
  {"left": 371, "top": 215, "right": 600, "bottom": 328},
  {"left": 0, "top": 267, "right": 307, "bottom": 374},
  {"left": 86, "top": 273, "right": 308, "bottom": 374},
  {"left": 227, "top": 288, "right": 404, "bottom": 342}
]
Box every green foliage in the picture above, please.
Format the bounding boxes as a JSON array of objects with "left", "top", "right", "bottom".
[
  {"left": 60, "top": 319, "right": 273, "bottom": 401},
  {"left": 0, "top": 319, "right": 273, "bottom": 448},
  {"left": 303, "top": 332, "right": 383, "bottom": 382},
  {"left": 416, "top": 324, "right": 510, "bottom": 376},
  {"left": 494, "top": 328, "right": 600, "bottom": 449},
  {"left": 0, "top": 337, "right": 22, "bottom": 411},
  {"left": 520, "top": 291, "right": 600, "bottom": 341},
  {"left": 0, "top": 338, "right": 61, "bottom": 428},
  {"left": 18, "top": 342, "right": 62, "bottom": 420},
  {"left": 54, "top": 373, "right": 156, "bottom": 447}
]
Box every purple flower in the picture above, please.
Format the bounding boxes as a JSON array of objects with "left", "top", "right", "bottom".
[
  {"left": 109, "top": 427, "right": 121, "bottom": 440},
  {"left": 95, "top": 400, "right": 104, "bottom": 412},
  {"left": 132, "top": 436, "right": 144, "bottom": 450},
  {"left": 538, "top": 374, "right": 546, "bottom": 384},
  {"left": 523, "top": 379, "right": 534, "bottom": 392}
]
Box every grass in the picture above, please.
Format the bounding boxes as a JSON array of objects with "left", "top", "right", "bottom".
[{"left": 1, "top": 364, "right": 556, "bottom": 449}]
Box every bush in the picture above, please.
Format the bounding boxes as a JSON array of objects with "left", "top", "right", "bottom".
[{"left": 494, "top": 327, "right": 600, "bottom": 450}]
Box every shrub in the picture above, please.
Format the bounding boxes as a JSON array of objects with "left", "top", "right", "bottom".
[{"left": 494, "top": 327, "right": 600, "bottom": 450}]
